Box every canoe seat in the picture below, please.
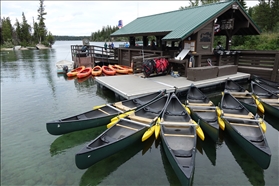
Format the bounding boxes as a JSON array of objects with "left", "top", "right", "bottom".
[
  {"left": 165, "top": 110, "right": 187, "bottom": 116},
  {"left": 245, "top": 135, "right": 264, "bottom": 142},
  {"left": 77, "top": 114, "right": 87, "bottom": 120},
  {"left": 100, "top": 135, "right": 116, "bottom": 143},
  {"left": 172, "top": 149, "right": 192, "bottom": 157},
  {"left": 143, "top": 107, "right": 161, "bottom": 114},
  {"left": 113, "top": 102, "right": 133, "bottom": 111}
]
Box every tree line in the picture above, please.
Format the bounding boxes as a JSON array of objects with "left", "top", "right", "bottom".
[{"left": 1, "top": 0, "right": 54, "bottom": 48}]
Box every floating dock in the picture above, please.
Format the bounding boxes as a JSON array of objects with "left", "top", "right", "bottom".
[{"left": 95, "top": 72, "right": 250, "bottom": 100}]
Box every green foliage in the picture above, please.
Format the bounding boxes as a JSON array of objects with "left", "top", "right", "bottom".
[
  {"left": 1, "top": 17, "right": 13, "bottom": 44},
  {"left": 2, "top": 41, "right": 14, "bottom": 48},
  {"left": 91, "top": 25, "right": 123, "bottom": 41},
  {"left": 231, "top": 33, "right": 279, "bottom": 50}
]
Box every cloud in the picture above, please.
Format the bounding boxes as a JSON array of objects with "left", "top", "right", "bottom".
[{"left": 1, "top": 1, "right": 260, "bottom": 36}]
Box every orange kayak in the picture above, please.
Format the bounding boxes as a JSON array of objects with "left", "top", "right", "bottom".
[
  {"left": 67, "top": 66, "right": 85, "bottom": 77},
  {"left": 92, "top": 66, "right": 102, "bottom": 76},
  {"left": 115, "top": 65, "right": 133, "bottom": 73},
  {"left": 109, "top": 65, "right": 128, "bottom": 74},
  {"left": 77, "top": 67, "right": 92, "bottom": 78},
  {"left": 102, "top": 65, "right": 116, "bottom": 75}
]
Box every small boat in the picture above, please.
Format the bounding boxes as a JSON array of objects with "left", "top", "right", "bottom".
[
  {"left": 253, "top": 78, "right": 279, "bottom": 95},
  {"left": 67, "top": 66, "right": 85, "bottom": 77},
  {"left": 77, "top": 67, "right": 92, "bottom": 78},
  {"left": 115, "top": 64, "right": 133, "bottom": 73},
  {"left": 251, "top": 81, "right": 279, "bottom": 117},
  {"left": 92, "top": 65, "right": 102, "bottom": 76},
  {"left": 219, "top": 91, "right": 271, "bottom": 169},
  {"left": 75, "top": 94, "right": 170, "bottom": 169},
  {"left": 159, "top": 93, "right": 199, "bottom": 186},
  {"left": 102, "top": 65, "right": 116, "bottom": 75},
  {"left": 109, "top": 64, "right": 129, "bottom": 74},
  {"left": 56, "top": 60, "right": 74, "bottom": 74},
  {"left": 46, "top": 90, "right": 165, "bottom": 135},
  {"left": 251, "top": 75, "right": 279, "bottom": 88},
  {"left": 186, "top": 84, "right": 220, "bottom": 141},
  {"left": 224, "top": 78, "right": 258, "bottom": 114}
]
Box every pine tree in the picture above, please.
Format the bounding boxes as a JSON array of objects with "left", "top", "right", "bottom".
[{"left": 37, "top": 0, "right": 47, "bottom": 44}]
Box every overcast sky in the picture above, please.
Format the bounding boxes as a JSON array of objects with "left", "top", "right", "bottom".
[{"left": 2, "top": 1, "right": 259, "bottom": 36}]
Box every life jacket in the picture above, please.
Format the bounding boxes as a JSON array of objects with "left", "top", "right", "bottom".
[
  {"left": 142, "top": 59, "right": 156, "bottom": 77},
  {"left": 154, "top": 58, "right": 169, "bottom": 73}
]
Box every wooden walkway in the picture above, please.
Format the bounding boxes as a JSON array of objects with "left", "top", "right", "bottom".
[{"left": 95, "top": 72, "right": 250, "bottom": 99}]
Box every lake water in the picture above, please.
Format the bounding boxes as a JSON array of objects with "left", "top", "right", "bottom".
[{"left": 1, "top": 41, "right": 278, "bottom": 186}]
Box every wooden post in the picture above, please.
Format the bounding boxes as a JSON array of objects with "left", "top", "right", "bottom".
[
  {"left": 271, "top": 52, "right": 279, "bottom": 81},
  {"left": 234, "top": 52, "right": 239, "bottom": 66}
]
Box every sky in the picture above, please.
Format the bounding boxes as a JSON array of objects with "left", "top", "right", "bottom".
[{"left": 1, "top": 1, "right": 260, "bottom": 36}]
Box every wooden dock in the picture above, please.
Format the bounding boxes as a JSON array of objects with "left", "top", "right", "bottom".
[{"left": 95, "top": 72, "right": 250, "bottom": 99}]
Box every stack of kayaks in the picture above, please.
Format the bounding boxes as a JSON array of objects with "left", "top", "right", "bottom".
[
  {"left": 77, "top": 67, "right": 92, "bottom": 78},
  {"left": 186, "top": 84, "right": 221, "bottom": 141},
  {"left": 218, "top": 91, "right": 271, "bottom": 169},
  {"left": 92, "top": 65, "right": 102, "bottom": 76},
  {"left": 159, "top": 92, "right": 204, "bottom": 186},
  {"left": 75, "top": 93, "right": 170, "bottom": 169},
  {"left": 251, "top": 81, "right": 279, "bottom": 117},
  {"left": 67, "top": 66, "right": 85, "bottom": 77},
  {"left": 46, "top": 90, "right": 166, "bottom": 135},
  {"left": 224, "top": 78, "right": 258, "bottom": 115}
]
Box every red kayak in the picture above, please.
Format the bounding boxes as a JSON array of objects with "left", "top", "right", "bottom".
[
  {"left": 67, "top": 66, "right": 85, "bottom": 77},
  {"left": 77, "top": 67, "right": 92, "bottom": 78},
  {"left": 102, "top": 65, "right": 116, "bottom": 75}
]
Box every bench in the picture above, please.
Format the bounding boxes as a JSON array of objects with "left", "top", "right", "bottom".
[
  {"left": 187, "top": 66, "right": 219, "bottom": 81},
  {"left": 218, "top": 65, "right": 237, "bottom": 77}
]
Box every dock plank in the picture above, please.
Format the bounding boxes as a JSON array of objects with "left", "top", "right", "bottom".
[{"left": 95, "top": 72, "right": 250, "bottom": 99}]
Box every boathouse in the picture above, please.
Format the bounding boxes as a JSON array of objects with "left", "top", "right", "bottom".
[
  {"left": 71, "top": 0, "right": 278, "bottom": 83},
  {"left": 109, "top": 0, "right": 278, "bottom": 81}
]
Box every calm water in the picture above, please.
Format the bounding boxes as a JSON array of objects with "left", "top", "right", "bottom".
[{"left": 1, "top": 41, "right": 278, "bottom": 186}]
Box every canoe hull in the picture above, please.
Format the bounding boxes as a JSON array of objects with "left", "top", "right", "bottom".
[
  {"left": 187, "top": 84, "right": 219, "bottom": 141},
  {"left": 223, "top": 118, "right": 271, "bottom": 169},
  {"left": 75, "top": 94, "right": 169, "bottom": 169},
  {"left": 190, "top": 110, "right": 219, "bottom": 141},
  {"left": 160, "top": 93, "right": 196, "bottom": 185},
  {"left": 47, "top": 112, "right": 119, "bottom": 135},
  {"left": 46, "top": 90, "right": 165, "bottom": 135},
  {"left": 75, "top": 119, "right": 147, "bottom": 169},
  {"left": 160, "top": 130, "right": 195, "bottom": 186}
]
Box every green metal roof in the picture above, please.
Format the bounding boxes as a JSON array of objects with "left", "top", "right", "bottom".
[{"left": 111, "top": 1, "right": 259, "bottom": 41}]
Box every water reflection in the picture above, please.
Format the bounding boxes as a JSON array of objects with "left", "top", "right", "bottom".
[
  {"left": 160, "top": 144, "right": 183, "bottom": 186},
  {"left": 79, "top": 135, "right": 155, "bottom": 185},
  {"left": 224, "top": 133, "right": 265, "bottom": 186},
  {"left": 49, "top": 126, "right": 106, "bottom": 156},
  {"left": 197, "top": 136, "right": 218, "bottom": 166}
]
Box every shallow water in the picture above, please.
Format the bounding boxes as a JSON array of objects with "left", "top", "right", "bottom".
[{"left": 1, "top": 41, "right": 278, "bottom": 186}]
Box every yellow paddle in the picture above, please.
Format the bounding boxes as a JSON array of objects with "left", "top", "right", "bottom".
[
  {"left": 192, "top": 120, "right": 205, "bottom": 141},
  {"left": 154, "top": 117, "right": 161, "bottom": 139},
  {"left": 182, "top": 104, "right": 191, "bottom": 115},
  {"left": 259, "top": 118, "right": 266, "bottom": 133},
  {"left": 141, "top": 117, "right": 159, "bottom": 142},
  {"left": 252, "top": 95, "right": 265, "bottom": 113},
  {"left": 107, "top": 110, "right": 135, "bottom": 128}
]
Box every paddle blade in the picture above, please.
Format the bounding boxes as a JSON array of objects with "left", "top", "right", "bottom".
[
  {"left": 107, "top": 119, "right": 119, "bottom": 129},
  {"left": 93, "top": 104, "right": 106, "bottom": 110},
  {"left": 259, "top": 118, "right": 266, "bottom": 133},
  {"left": 142, "top": 126, "right": 155, "bottom": 142},
  {"left": 192, "top": 120, "right": 205, "bottom": 141},
  {"left": 154, "top": 118, "right": 161, "bottom": 139},
  {"left": 218, "top": 116, "right": 225, "bottom": 130},
  {"left": 252, "top": 95, "right": 265, "bottom": 113},
  {"left": 216, "top": 106, "right": 222, "bottom": 117}
]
